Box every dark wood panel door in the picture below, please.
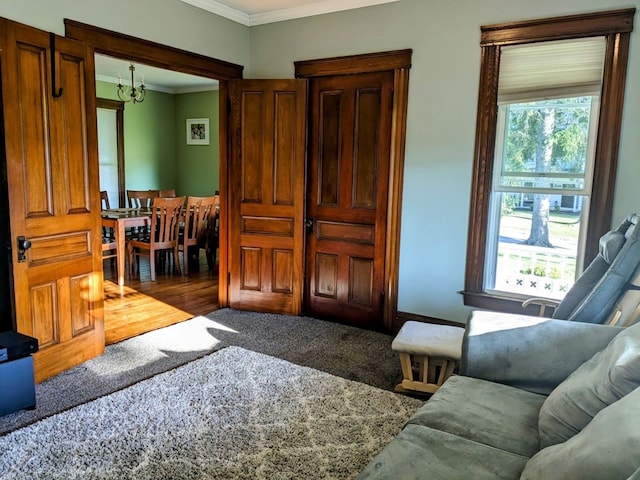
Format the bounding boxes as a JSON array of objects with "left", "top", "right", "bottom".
[
  {"left": 228, "top": 79, "right": 307, "bottom": 315},
  {"left": 305, "top": 71, "right": 394, "bottom": 328},
  {"left": 0, "top": 19, "right": 104, "bottom": 382}
]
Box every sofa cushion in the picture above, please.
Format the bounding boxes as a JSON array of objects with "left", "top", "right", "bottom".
[
  {"left": 357, "top": 424, "right": 529, "bottom": 480},
  {"left": 521, "top": 386, "right": 640, "bottom": 480},
  {"left": 408, "top": 375, "right": 546, "bottom": 458},
  {"left": 538, "top": 321, "right": 640, "bottom": 448}
]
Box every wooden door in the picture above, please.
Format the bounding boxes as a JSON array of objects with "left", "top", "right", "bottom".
[
  {"left": 304, "top": 71, "right": 394, "bottom": 328},
  {"left": 0, "top": 19, "right": 104, "bottom": 382},
  {"left": 228, "top": 79, "right": 307, "bottom": 315}
]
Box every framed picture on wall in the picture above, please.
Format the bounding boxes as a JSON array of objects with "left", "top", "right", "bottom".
[{"left": 186, "top": 118, "right": 210, "bottom": 145}]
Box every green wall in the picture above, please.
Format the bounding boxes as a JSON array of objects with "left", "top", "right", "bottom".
[
  {"left": 175, "top": 91, "right": 220, "bottom": 196},
  {"left": 96, "top": 81, "right": 219, "bottom": 197}
]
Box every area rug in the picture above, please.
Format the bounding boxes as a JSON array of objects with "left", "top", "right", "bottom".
[
  {"left": 0, "top": 346, "right": 423, "bottom": 479},
  {"left": 1, "top": 308, "right": 404, "bottom": 435}
]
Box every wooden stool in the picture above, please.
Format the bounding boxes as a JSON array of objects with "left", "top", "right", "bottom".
[{"left": 392, "top": 321, "right": 464, "bottom": 395}]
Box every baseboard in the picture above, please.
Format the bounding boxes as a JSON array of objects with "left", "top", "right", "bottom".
[{"left": 394, "top": 311, "right": 465, "bottom": 334}]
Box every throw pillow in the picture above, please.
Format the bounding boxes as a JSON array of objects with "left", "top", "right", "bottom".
[
  {"left": 521, "top": 386, "right": 640, "bottom": 480},
  {"left": 538, "top": 321, "right": 640, "bottom": 448}
]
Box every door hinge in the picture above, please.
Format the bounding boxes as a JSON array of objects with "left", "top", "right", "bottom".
[
  {"left": 227, "top": 272, "right": 231, "bottom": 285},
  {"left": 380, "top": 291, "right": 385, "bottom": 306}
]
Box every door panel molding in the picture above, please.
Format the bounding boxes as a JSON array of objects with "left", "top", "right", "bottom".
[
  {"left": 296, "top": 50, "right": 411, "bottom": 330},
  {"left": 228, "top": 79, "right": 307, "bottom": 315},
  {"left": 1, "top": 18, "right": 105, "bottom": 381}
]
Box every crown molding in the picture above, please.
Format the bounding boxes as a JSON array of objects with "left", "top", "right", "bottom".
[
  {"left": 181, "top": 0, "right": 251, "bottom": 25},
  {"left": 180, "top": 0, "right": 400, "bottom": 26}
]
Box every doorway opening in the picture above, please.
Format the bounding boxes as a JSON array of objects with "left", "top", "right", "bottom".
[
  {"left": 95, "top": 55, "right": 225, "bottom": 343},
  {"left": 62, "top": 20, "right": 244, "bottom": 344}
]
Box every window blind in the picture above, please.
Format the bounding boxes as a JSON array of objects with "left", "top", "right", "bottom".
[{"left": 498, "top": 37, "right": 606, "bottom": 104}]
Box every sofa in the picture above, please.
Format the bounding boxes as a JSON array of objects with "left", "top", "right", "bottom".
[{"left": 357, "top": 310, "right": 640, "bottom": 480}]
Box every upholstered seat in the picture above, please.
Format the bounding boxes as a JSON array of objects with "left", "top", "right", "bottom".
[{"left": 392, "top": 321, "right": 464, "bottom": 394}]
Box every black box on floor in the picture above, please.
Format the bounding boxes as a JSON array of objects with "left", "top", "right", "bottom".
[
  {"left": 0, "top": 355, "right": 36, "bottom": 415},
  {"left": 0, "top": 331, "right": 38, "bottom": 363},
  {"left": 0, "top": 331, "right": 38, "bottom": 416}
]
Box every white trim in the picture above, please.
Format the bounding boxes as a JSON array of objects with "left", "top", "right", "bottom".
[
  {"left": 180, "top": 0, "right": 251, "bottom": 26},
  {"left": 250, "top": 0, "right": 400, "bottom": 26},
  {"left": 180, "top": 0, "right": 399, "bottom": 26}
]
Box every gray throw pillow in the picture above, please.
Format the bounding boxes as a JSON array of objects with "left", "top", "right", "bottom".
[
  {"left": 521, "top": 386, "right": 640, "bottom": 480},
  {"left": 538, "top": 321, "right": 640, "bottom": 448}
]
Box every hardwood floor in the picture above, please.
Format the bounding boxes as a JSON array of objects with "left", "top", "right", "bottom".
[{"left": 103, "top": 254, "right": 220, "bottom": 345}]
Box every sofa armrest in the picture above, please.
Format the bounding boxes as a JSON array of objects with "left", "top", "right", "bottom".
[{"left": 459, "top": 310, "right": 623, "bottom": 395}]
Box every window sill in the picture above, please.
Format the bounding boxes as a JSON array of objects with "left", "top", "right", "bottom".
[{"left": 460, "top": 290, "right": 550, "bottom": 317}]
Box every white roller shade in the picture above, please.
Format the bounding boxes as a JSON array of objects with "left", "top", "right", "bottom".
[{"left": 498, "top": 37, "right": 606, "bottom": 104}]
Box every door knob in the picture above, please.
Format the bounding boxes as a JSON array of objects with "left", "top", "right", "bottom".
[
  {"left": 305, "top": 218, "right": 314, "bottom": 234},
  {"left": 17, "top": 236, "right": 31, "bottom": 262}
]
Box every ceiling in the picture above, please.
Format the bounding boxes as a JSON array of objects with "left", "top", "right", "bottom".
[
  {"left": 95, "top": 0, "right": 399, "bottom": 92},
  {"left": 95, "top": 55, "right": 219, "bottom": 94},
  {"left": 180, "top": 0, "right": 400, "bottom": 26}
]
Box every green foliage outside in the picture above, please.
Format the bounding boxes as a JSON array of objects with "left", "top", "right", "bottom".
[
  {"left": 504, "top": 98, "right": 591, "bottom": 177},
  {"left": 501, "top": 98, "right": 592, "bottom": 247}
]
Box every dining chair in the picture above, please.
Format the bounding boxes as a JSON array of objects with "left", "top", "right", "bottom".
[
  {"left": 158, "top": 189, "right": 176, "bottom": 198},
  {"left": 102, "top": 235, "right": 117, "bottom": 264},
  {"left": 99, "top": 191, "right": 117, "bottom": 264},
  {"left": 205, "top": 195, "right": 220, "bottom": 273},
  {"left": 126, "top": 189, "right": 159, "bottom": 238},
  {"left": 99, "top": 190, "right": 111, "bottom": 210},
  {"left": 127, "top": 189, "right": 158, "bottom": 209},
  {"left": 127, "top": 196, "right": 185, "bottom": 281},
  {"left": 179, "top": 195, "right": 217, "bottom": 275}
]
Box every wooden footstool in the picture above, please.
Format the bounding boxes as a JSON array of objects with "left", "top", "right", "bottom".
[{"left": 392, "top": 321, "right": 464, "bottom": 395}]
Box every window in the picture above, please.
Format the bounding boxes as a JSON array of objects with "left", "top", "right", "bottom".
[
  {"left": 97, "top": 98, "right": 125, "bottom": 208},
  {"left": 486, "top": 37, "right": 604, "bottom": 300},
  {"left": 463, "top": 9, "right": 635, "bottom": 313}
]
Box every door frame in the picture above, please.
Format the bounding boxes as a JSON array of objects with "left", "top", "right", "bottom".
[
  {"left": 65, "top": 21, "right": 411, "bottom": 328},
  {"left": 64, "top": 20, "right": 245, "bottom": 308},
  {"left": 295, "top": 50, "right": 412, "bottom": 330}
]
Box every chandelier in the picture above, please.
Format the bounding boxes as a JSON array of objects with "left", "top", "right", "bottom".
[{"left": 117, "top": 63, "right": 146, "bottom": 104}]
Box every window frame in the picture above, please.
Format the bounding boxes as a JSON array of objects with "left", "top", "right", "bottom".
[
  {"left": 97, "top": 98, "right": 126, "bottom": 208},
  {"left": 462, "top": 8, "right": 635, "bottom": 314}
]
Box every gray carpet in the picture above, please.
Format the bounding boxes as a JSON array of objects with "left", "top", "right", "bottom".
[
  {"left": 0, "top": 308, "right": 404, "bottom": 435},
  {"left": 0, "top": 346, "right": 423, "bottom": 480}
]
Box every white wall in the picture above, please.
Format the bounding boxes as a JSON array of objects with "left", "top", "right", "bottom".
[
  {"left": 2, "top": 0, "right": 638, "bottom": 323},
  {"left": 249, "top": 0, "right": 640, "bottom": 323},
  {"left": 0, "top": 0, "right": 250, "bottom": 67}
]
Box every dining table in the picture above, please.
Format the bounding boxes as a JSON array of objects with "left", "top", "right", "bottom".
[{"left": 101, "top": 208, "right": 152, "bottom": 286}]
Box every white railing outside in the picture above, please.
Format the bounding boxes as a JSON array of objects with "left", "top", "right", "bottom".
[{"left": 494, "top": 243, "right": 576, "bottom": 300}]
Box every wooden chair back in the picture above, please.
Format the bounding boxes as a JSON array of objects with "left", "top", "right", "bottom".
[
  {"left": 181, "top": 195, "right": 217, "bottom": 275},
  {"left": 158, "top": 189, "right": 176, "bottom": 198},
  {"left": 127, "top": 189, "right": 158, "bottom": 209},
  {"left": 100, "top": 190, "right": 111, "bottom": 210},
  {"left": 100, "top": 190, "right": 116, "bottom": 261},
  {"left": 127, "top": 196, "right": 185, "bottom": 281},
  {"left": 150, "top": 196, "right": 185, "bottom": 248},
  {"left": 204, "top": 195, "right": 220, "bottom": 273}
]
